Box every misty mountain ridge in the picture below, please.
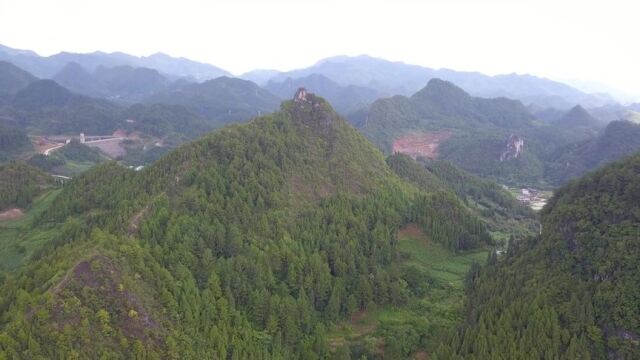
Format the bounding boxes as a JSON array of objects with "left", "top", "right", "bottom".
[
  {"left": 53, "top": 62, "right": 172, "bottom": 102},
  {"left": 0, "top": 44, "right": 623, "bottom": 111},
  {"left": 267, "top": 54, "right": 617, "bottom": 109},
  {"left": 0, "top": 44, "right": 229, "bottom": 82}
]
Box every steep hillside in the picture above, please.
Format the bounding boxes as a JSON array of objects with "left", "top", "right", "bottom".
[
  {"left": 147, "top": 76, "right": 280, "bottom": 124},
  {"left": 360, "top": 79, "right": 568, "bottom": 184},
  {"left": 546, "top": 120, "right": 640, "bottom": 184},
  {"left": 0, "top": 161, "right": 54, "bottom": 210},
  {"left": 54, "top": 63, "right": 172, "bottom": 102},
  {"left": 266, "top": 73, "right": 380, "bottom": 114},
  {"left": 52, "top": 62, "right": 102, "bottom": 97},
  {"left": 0, "top": 79, "right": 123, "bottom": 134},
  {"left": 555, "top": 105, "right": 599, "bottom": 130},
  {"left": 387, "top": 154, "right": 538, "bottom": 240},
  {"left": 0, "top": 124, "right": 31, "bottom": 161},
  {"left": 93, "top": 66, "right": 170, "bottom": 101},
  {"left": 0, "top": 60, "right": 37, "bottom": 96},
  {"left": 0, "top": 91, "right": 496, "bottom": 358},
  {"left": 435, "top": 153, "right": 640, "bottom": 359}
]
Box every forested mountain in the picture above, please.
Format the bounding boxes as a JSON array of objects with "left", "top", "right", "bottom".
[
  {"left": 0, "top": 125, "right": 31, "bottom": 161},
  {"left": 267, "top": 55, "right": 614, "bottom": 108},
  {"left": 0, "top": 61, "right": 36, "bottom": 96},
  {"left": 554, "top": 104, "right": 600, "bottom": 130},
  {"left": 546, "top": 120, "right": 640, "bottom": 184},
  {"left": 358, "top": 78, "right": 576, "bottom": 184},
  {"left": 54, "top": 63, "right": 172, "bottom": 102},
  {"left": 0, "top": 92, "right": 499, "bottom": 358},
  {"left": 435, "top": 153, "right": 640, "bottom": 359},
  {"left": 147, "top": 76, "right": 281, "bottom": 124},
  {"left": 0, "top": 79, "right": 123, "bottom": 134},
  {"left": 0, "top": 44, "right": 230, "bottom": 81},
  {"left": 266, "top": 74, "right": 380, "bottom": 114}
]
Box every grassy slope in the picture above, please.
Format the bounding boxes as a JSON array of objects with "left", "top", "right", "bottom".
[{"left": 0, "top": 189, "right": 62, "bottom": 270}]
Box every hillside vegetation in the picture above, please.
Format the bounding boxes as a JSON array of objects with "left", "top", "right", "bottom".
[
  {"left": 435, "top": 153, "right": 640, "bottom": 359},
  {"left": 0, "top": 161, "right": 54, "bottom": 210},
  {"left": 0, "top": 93, "right": 508, "bottom": 358}
]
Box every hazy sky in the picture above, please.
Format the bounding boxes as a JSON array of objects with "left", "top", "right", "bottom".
[{"left": 1, "top": 0, "right": 638, "bottom": 99}]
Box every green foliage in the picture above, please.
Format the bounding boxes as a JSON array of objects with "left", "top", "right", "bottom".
[
  {"left": 0, "top": 94, "right": 500, "bottom": 359},
  {"left": 0, "top": 125, "right": 30, "bottom": 161},
  {"left": 0, "top": 189, "right": 62, "bottom": 270},
  {"left": 0, "top": 161, "right": 53, "bottom": 210},
  {"left": 387, "top": 154, "right": 538, "bottom": 242},
  {"left": 546, "top": 120, "right": 640, "bottom": 184},
  {"left": 56, "top": 140, "right": 106, "bottom": 163},
  {"left": 435, "top": 153, "right": 640, "bottom": 359},
  {"left": 147, "top": 76, "right": 280, "bottom": 124},
  {"left": 360, "top": 78, "right": 592, "bottom": 186}
]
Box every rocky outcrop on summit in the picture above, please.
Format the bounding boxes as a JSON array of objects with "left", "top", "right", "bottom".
[
  {"left": 500, "top": 134, "right": 524, "bottom": 161},
  {"left": 288, "top": 87, "right": 338, "bottom": 129}
]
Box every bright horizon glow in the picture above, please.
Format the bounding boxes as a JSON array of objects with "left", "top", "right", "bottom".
[{"left": 0, "top": 0, "right": 638, "bottom": 101}]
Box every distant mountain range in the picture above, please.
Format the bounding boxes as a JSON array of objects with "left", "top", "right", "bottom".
[
  {"left": 53, "top": 62, "right": 172, "bottom": 102},
  {"left": 0, "top": 44, "right": 229, "bottom": 81},
  {"left": 262, "top": 55, "right": 616, "bottom": 109},
  {"left": 1, "top": 44, "right": 623, "bottom": 112}
]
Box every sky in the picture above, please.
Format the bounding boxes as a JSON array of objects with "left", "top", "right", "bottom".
[{"left": 0, "top": 0, "right": 638, "bottom": 100}]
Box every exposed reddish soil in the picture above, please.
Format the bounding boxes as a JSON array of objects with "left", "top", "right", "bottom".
[
  {"left": 398, "top": 224, "right": 425, "bottom": 240},
  {"left": 0, "top": 208, "right": 24, "bottom": 221},
  {"left": 413, "top": 351, "right": 430, "bottom": 360},
  {"left": 392, "top": 130, "right": 453, "bottom": 159},
  {"left": 85, "top": 139, "right": 127, "bottom": 158}
]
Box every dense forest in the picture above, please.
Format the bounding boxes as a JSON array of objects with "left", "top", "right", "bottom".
[
  {"left": 0, "top": 93, "right": 502, "bottom": 358},
  {"left": 387, "top": 154, "right": 538, "bottom": 242},
  {"left": 0, "top": 161, "right": 54, "bottom": 210},
  {"left": 434, "top": 153, "right": 640, "bottom": 359}
]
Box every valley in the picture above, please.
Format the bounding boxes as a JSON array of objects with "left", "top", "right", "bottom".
[{"left": 0, "top": 21, "right": 639, "bottom": 358}]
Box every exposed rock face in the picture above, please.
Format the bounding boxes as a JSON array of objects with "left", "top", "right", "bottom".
[
  {"left": 290, "top": 87, "right": 336, "bottom": 129},
  {"left": 294, "top": 87, "right": 308, "bottom": 102},
  {"left": 500, "top": 134, "right": 524, "bottom": 161}
]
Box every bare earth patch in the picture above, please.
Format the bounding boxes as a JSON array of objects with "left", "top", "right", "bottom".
[
  {"left": 398, "top": 224, "right": 425, "bottom": 240},
  {"left": 392, "top": 130, "right": 453, "bottom": 159},
  {"left": 0, "top": 208, "right": 24, "bottom": 221},
  {"left": 85, "top": 138, "right": 127, "bottom": 158}
]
